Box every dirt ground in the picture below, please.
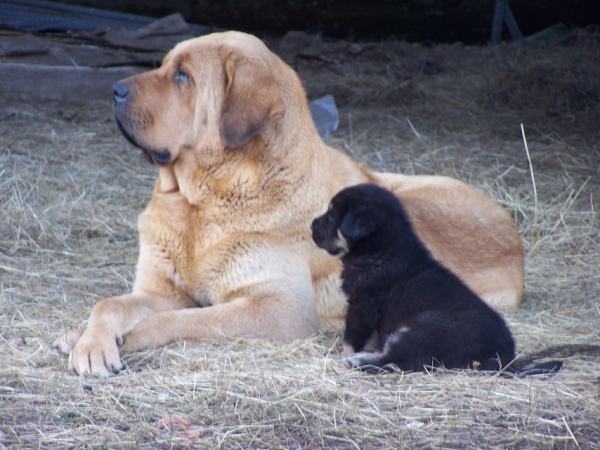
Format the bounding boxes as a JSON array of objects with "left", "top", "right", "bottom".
[{"left": 1, "top": 35, "right": 599, "bottom": 449}]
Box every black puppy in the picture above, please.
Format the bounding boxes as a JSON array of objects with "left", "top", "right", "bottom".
[{"left": 312, "top": 184, "right": 560, "bottom": 374}]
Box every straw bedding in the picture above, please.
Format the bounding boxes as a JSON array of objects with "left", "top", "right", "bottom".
[{"left": 1, "top": 37, "right": 599, "bottom": 449}]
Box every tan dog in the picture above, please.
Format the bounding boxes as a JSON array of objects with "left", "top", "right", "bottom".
[{"left": 53, "top": 31, "right": 524, "bottom": 376}]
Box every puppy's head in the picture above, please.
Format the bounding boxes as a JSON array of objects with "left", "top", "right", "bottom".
[
  {"left": 112, "top": 31, "right": 286, "bottom": 166},
  {"left": 311, "top": 184, "right": 402, "bottom": 257}
]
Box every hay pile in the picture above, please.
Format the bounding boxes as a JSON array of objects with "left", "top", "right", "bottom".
[{"left": 1, "top": 37, "right": 599, "bottom": 448}]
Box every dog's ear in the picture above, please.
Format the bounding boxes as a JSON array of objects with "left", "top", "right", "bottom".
[
  {"left": 220, "top": 54, "right": 285, "bottom": 149},
  {"left": 340, "top": 208, "right": 377, "bottom": 241}
]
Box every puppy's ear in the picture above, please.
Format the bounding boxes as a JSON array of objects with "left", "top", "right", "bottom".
[
  {"left": 340, "top": 208, "right": 377, "bottom": 241},
  {"left": 220, "top": 53, "right": 285, "bottom": 149}
]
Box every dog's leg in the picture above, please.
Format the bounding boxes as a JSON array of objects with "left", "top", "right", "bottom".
[
  {"left": 119, "top": 242, "right": 320, "bottom": 350},
  {"left": 121, "top": 287, "right": 320, "bottom": 350},
  {"left": 342, "top": 301, "right": 379, "bottom": 355},
  {"left": 67, "top": 291, "right": 193, "bottom": 377}
]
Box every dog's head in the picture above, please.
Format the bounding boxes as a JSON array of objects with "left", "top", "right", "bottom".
[
  {"left": 112, "top": 31, "right": 299, "bottom": 167},
  {"left": 311, "top": 184, "right": 409, "bottom": 257}
]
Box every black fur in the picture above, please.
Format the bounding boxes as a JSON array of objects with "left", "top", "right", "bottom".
[{"left": 311, "top": 184, "right": 561, "bottom": 375}]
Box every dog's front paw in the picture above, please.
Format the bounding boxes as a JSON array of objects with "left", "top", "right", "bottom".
[
  {"left": 343, "top": 352, "right": 372, "bottom": 369},
  {"left": 68, "top": 328, "right": 125, "bottom": 377},
  {"left": 343, "top": 352, "right": 388, "bottom": 372},
  {"left": 52, "top": 329, "right": 84, "bottom": 355}
]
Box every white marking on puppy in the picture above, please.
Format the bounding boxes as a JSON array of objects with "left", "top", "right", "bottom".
[
  {"left": 333, "top": 229, "right": 349, "bottom": 257},
  {"left": 363, "top": 332, "right": 379, "bottom": 352},
  {"left": 343, "top": 352, "right": 380, "bottom": 369},
  {"left": 343, "top": 326, "right": 411, "bottom": 369}
]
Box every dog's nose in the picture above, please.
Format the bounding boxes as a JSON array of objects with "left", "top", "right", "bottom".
[{"left": 112, "top": 82, "right": 130, "bottom": 104}]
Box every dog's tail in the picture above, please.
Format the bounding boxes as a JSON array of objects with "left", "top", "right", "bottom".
[
  {"left": 502, "top": 360, "right": 563, "bottom": 377},
  {"left": 502, "top": 343, "right": 600, "bottom": 377}
]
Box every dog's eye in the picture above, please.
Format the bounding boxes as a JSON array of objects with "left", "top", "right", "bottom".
[{"left": 174, "top": 69, "right": 191, "bottom": 84}]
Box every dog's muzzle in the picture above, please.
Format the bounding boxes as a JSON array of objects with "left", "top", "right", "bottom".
[
  {"left": 111, "top": 82, "right": 170, "bottom": 165},
  {"left": 311, "top": 215, "right": 346, "bottom": 256}
]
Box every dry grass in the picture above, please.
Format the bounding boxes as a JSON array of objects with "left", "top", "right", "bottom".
[{"left": 1, "top": 38, "right": 599, "bottom": 449}]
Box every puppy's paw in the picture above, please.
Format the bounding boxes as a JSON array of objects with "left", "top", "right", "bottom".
[
  {"left": 52, "top": 329, "right": 84, "bottom": 355},
  {"left": 343, "top": 352, "right": 375, "bottom": 369}
]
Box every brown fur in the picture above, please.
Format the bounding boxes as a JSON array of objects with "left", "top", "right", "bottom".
[{"left": 53, "top": 31, "right": 524, "bottom": 376}]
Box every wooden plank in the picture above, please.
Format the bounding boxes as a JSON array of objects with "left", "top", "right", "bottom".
[{"left": 0, "top": 63, "right": 143, "bottom": 101}]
